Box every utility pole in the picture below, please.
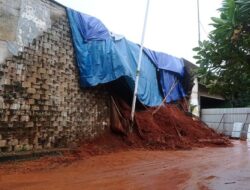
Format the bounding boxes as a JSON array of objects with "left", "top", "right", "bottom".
[
  {"left": 131, "top": 0, "right": 150, "bottom": 128},
  {"left": 197, "top": 0, "right": 201, "bottom": 43}
]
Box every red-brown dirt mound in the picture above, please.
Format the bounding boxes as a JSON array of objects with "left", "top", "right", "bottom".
[{"left": 109, "top": 97, "right": 231, "bottom": 150}]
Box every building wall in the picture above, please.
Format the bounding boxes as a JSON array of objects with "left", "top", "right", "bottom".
[
  {"left": 0, "top": 0, "right": 110, "bottom": 154},
  {"left": 190, "top": 78, "right": 200, "bottom": 116}
]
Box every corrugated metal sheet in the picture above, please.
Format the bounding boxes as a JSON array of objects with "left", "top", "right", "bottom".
[{"left": 201, "top": 108, "right": 250, "bottom": 138}]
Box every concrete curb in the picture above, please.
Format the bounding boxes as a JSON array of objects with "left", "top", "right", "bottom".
[{"left": 0, "top": 148, "right": 69, "bottom": 163}]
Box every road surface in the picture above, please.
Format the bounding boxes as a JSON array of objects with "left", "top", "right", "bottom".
[{"left": 0, "top": 140, "right": 249, "bottom": 190}]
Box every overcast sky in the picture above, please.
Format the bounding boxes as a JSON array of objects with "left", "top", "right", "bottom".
[{"left": 56, "top": 0, "right": 222, "bottom": 62}]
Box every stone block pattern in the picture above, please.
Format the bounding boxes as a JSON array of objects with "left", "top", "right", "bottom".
[{"left": 0, "top": 15, "right": 110, "bottom": 154}]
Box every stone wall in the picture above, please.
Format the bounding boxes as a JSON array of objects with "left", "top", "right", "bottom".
[{"left": 0, "top": 1, "right": 110, "bottom": 154}]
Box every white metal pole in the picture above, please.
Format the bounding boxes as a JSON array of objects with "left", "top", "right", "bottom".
[
  {"left": 197, "top": 0, "right": 201, "bottom": 43},
  {"left": 131, "top": 0, "right": 150, "bottom": 124}
]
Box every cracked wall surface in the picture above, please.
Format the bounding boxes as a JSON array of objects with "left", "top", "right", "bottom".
[{"left": 0, "top": 0, "right": 65, "bottom": 62}]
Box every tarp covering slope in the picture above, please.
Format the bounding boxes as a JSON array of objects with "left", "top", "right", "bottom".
[
  {"left": 143, "top": 49, "right": 184, "bottom": 76},
  {"left": 67, "top": 8, "right": 163, "bottom": 106},
  {"left": 143, "top": 49, "right": 186, "bottom": 102},
  {"left": 67, "top": 9, "right": 110, "bottom": 41},
  {"left": 158, "top": 71, "right": 186, "bottom": 102},
  {"left": 67, "top": 8, "right": 188, "bottom": 105}
]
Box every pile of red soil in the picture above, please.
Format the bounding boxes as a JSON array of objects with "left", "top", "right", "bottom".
[
  {"left": 109, "top": 97, "right": 231, "bottom": 150},
  {"left": 72, "top": 97, "right": 231, "bottom": 159},
  {"left": 135, "top": 106, "right": 230, "bottom": 148}
]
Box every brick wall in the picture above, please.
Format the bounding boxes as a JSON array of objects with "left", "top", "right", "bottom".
[{"left": 0, "top": 13, "right": 110, "bottom": 154}]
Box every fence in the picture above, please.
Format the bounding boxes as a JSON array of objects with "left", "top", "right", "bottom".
[{"left": 201, "top": 108, "right": 250, "bottom": 139}]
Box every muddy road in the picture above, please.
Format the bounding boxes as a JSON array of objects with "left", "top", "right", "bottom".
[{"left": 0, "top": 140, "right": 249, "bottom": 190}]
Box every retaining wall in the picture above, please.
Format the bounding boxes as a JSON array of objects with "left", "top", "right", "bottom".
[{"left": 0, "top": 0, "right": 110, "bottom": 154}]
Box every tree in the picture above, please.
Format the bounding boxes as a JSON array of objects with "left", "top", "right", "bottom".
[{"left": 193, "top": 0, "right": 250, "bottom": 107}]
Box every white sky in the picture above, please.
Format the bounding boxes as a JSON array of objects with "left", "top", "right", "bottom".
[{"left": 56, "top": 0, "right": 222, "bottom": 62}]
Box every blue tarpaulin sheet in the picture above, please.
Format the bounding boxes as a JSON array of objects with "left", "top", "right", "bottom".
[
  {"left": 159, "top": 71, "right": 186, "bottom": 102},
  {"left": 67, "top": 8, "right": 163, "bottom": 106},
  {"left": 143, "top": 49, "right": 186, "bottom": 102},
  {"left": 67, "top": 8, "right": 110, "bottom": 41},
  {"left": 67, "top": 8, "right": 187, "bottom": 105},
  {"left": 143, "top": 49, "right": 184, "bottom": 76}
]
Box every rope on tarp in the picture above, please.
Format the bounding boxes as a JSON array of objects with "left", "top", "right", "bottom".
[
  {"left": 111, "top": 96, "right": 124, "bottom": 120},
  {"left": 152, "top": 78, "right": 179, "bottom": 115}
]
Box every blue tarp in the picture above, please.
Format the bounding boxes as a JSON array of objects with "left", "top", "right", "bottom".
[
  {"left": 67, "top": 8, "right": 163, "bottom": 106},
  {"left": 143, "top": 49, "right": 184, "bottom": 76},
  {"left": 159, "top": 71, "right": 186, "bottom": 102},
  {"left": 143, "top": 49, "right": 186, "bottom": 102},
  {"left": 67, "top": 8, "right": 187, "bottom": 105},
  {"left": 67, "top": 8, "right": 110, "bottom": 41}
]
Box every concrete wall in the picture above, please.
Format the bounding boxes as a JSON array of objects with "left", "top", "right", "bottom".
[
  {"left": 201, "top": 108, "right": 250, "bottom": 138},
  {"left": 190, "top": 78, "right": 199, "bottom": 116},
  {"left": 0, "top": 0, "right": 110, "bottom": 154},
  {"left": 0, "top": 0, "right": 64, "bottom": 63}
]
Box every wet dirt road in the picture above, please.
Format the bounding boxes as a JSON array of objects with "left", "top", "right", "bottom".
[{"left": 0, "top": 140, "right": 250, "bottom": 190}]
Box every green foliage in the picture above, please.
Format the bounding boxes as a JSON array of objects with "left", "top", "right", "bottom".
[{"left": 193, "top": 0, "right": 250, "bottom": 107}]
